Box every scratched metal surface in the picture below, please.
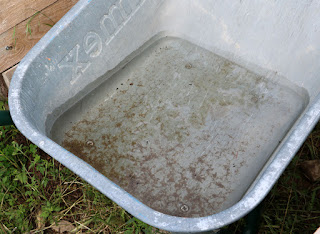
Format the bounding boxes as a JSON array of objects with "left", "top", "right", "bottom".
[{"left": 51, "top": 37, "right": 307, "bottom": 217}]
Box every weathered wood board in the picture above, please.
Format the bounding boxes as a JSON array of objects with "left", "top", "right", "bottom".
[{"left": 0, "top": 0, "right": 78, "bottom": 73}]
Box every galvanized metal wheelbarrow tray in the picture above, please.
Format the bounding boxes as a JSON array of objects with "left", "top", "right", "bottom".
[{"left": 8, "top": 0, "right": 320, "bottom": 232}]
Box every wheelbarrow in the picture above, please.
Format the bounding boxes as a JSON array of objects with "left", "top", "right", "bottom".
[{"left": 6, "top": 0, "right": 320, "bottom": 233}]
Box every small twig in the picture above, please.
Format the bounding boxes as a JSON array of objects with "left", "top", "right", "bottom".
[
  {"left": 60, "top": 195, "right": 84, "bottom": 216},
  {"left": 61, "top": 187, "right": 80, "bottom": 198},
  {"left": 73, "top": 219, "right": 93, "bottom": 232},
  {"left": 29, "top": 223, "right": 55, "bottom": 233},
  {"left": 0, "top": 185, "right": 10, "bottom": 210},
  {"left": 63, "top": 181, "right": 85, "bottom": 185},
  {"left": 280, "top": 188, "right": 293, "bottom": 234},
  {"left": 0, "top": 224, "right": 7, "bottom": 234}
]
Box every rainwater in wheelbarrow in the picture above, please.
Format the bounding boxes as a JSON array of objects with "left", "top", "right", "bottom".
[
  {"left": 50, "top": 36, "right": 308, "bottom": 218},
  {"left": 10, "top": 0, "right": 320, "bottom": 232}
]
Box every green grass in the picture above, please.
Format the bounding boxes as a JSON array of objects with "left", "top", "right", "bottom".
[
  {"left": 0, "top": 101, "right": 160, "bottom": 233},
  {"left": 10, "top": 9, "right": 55, "bottom": 50},
  {"left": 25, "top": 10, "right": 55, "bottom": 36},
  {"left": 0, "top": 97, "right": 319, "bottom": 233},
  {"left": 227, "top": 124, "right": 320, "bottom": 234},
  {"left": 258, "top": 123, "right": 320, "bottom": 234}
]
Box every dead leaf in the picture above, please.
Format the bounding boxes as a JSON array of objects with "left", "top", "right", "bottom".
[
  {"left": 36, "top": 210, "right": 45, "bottom": 230},
  {"left": 300, "top": 159, "right": 320, "bottom": 182},
  {"left": 51, "top": 220, "right": 75, "bottom": 233}
]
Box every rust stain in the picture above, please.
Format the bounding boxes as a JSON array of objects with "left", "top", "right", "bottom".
[{"left": 54, "top": 37, "right": 305, "bottom": 218}]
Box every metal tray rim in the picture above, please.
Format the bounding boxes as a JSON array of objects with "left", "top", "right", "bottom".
[{"left": 8, "top": 0, "right": 320, "bottom": 232}]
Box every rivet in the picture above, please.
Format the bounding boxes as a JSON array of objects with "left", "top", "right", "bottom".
[
  {"left": 86, "top": 140, "right": 94, "bottom": 146},
  {"left": 180, "top": 204, "right": 189, "bottom": 212}
]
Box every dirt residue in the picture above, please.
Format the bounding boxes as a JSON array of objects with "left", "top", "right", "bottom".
[
  {"left": 62, "top": 139, "right": 87, "bottom": 158},
  {"left": 53, "top": 37, "right": 304, "bottom": 218}
]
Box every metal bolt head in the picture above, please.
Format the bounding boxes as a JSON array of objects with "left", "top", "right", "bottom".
[
  {"left": 86, "top": 140, "right": 94, "bottom": 146},
  {"left": 180, "top": 204, "right": 189, "bottom": 212}
]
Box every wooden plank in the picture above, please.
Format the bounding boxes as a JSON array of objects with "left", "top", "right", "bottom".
[
  {"left": 0, "top": 0, "right": 58, "bottom": 35},
  {"left": 0, "top": 74, "right": 8, "bottom": 101},
  {"left": 0, "top": 0, "right": 78, "bottom": 73},
  {"left": 2, "top": 64, "right": 18, "bottom": 89}
]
